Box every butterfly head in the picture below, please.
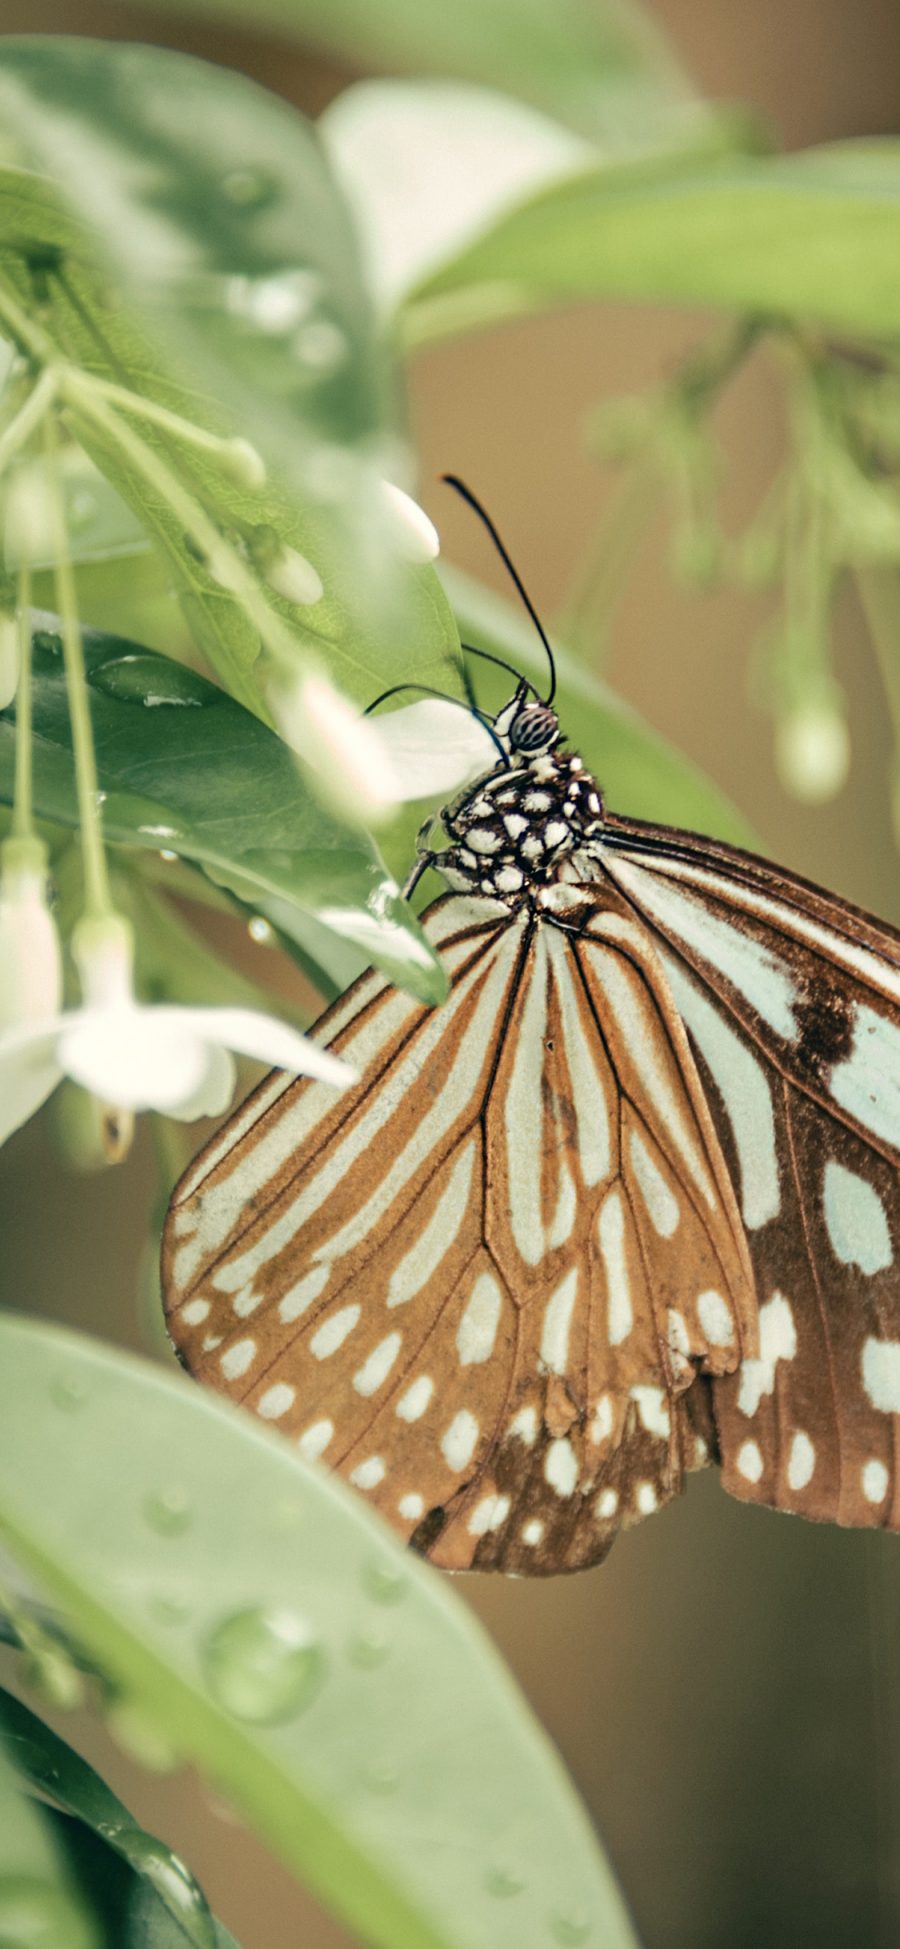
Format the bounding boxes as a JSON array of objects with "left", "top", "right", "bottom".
[{"left": 494, "top": 691, "right": 561, "bottom": 760}]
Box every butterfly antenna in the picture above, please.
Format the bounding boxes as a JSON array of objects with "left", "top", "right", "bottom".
[
  {"left": 442, "top": 474, "right": 558, "bottom": 706},
  {"left": 364, "top": 681, "right": 509, "bottom": 771},
  {"left": 461, "top": 642, "right": 540, "bottom": 701}
]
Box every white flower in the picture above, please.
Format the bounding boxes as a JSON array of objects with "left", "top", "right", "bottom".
[
  {"left": 0, "top": 913, "right": 356, "bottom": 1150},
  {"left": 0, "top": 612, "right": 19, "bottom": 711},
  {"left": 372, "top": 697, "right": 498, "bottom": 798}
]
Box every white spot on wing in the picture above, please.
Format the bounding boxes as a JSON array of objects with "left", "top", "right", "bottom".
[
  {"left": 310, "top": 1304, "right": 360, "bottom": 1360},
  {"left": 830, "top": 1004, "right": 900, "bottom": 1150},
  {"left": 395, "top": 1374, "right": 433, "bottom": 1422},
  {"left": 787, "top": 1430, "right": 815, "bottom": 1489},
  {"left": 180, "top": 1298, "right": 210, "bottom": 1327},
  {"left": 399, "top": 1492, "right": 425, "bottom": 1520},
  {"left": 863, "top": 1458, "right": 889, "bottom": 1504},
  {"left": 658, "top": 950, "right": 780, "bottom": 1230},
  {"left": 862, "top": 1336, "right": 900, "bottom": 1412},
  {"left": 539, "top": 1267, "right": 578, "bottom": 1375},
  {"left": 595, "top": 1487, "right": 618, "bottom": 1519},
  {"left": 350, "top": 1456, "right": 386, "bottom": 1489},
  {"left": 353, "top": 1330, "right": 402, "bottom": 1396},
  {"left": 610, "top": 858, "right": 799, "bottom": 1039},
  {"left": 630, "top": 1385, "right": 670, "bottom": 1439},
  {"left": 598, "top": 1189, "right": 633, "bottom": 1344},
  {"left": 544, "top": 1437, "right": 578, "bottom": 1496},
  {"left": 467, "top": 1493, "right": 511, "bottom": 1536},
  {"left": 823, "top": 1159, "right": 892, "bottom": 1273},
  {"left": 737, "top": 1439, "right": 763, "bottom": 1483},
  {"left": 507, "top": 1405, "right": 538, "bottom": 1446},
  {"left": 737, "top": 1292, "right": 796, "bottom": 1415},
  {"left": 257, "top": 1382, "right": 295, "bottom": 1420},
  {"left": 635, "top": 1480, "right": 657, "bottom": 1513},
  {"left": 590, "top": 1394, "right": 613, "bottom": 1444},
  {"left": 456, "top": 1273, "right": 503, "bottom": 1366},
  {"left": 388, "top": 1144, "right": 475, "bottom": 1306},
  {"left": 220, "top": 1337, "right": 256, "bottom": 1380},
  {"left": 697, "top": 1289, "right": 734, "bottom": 1346},
  {"left": 521, "top": 1518, "right": 545, "bottom": 1545},
  {"left": 298, "top": 1417, "right": 333, "bottom": 1460},
  {"left": 441, "top": 1410, "right": 479, "bottom": 1471},
  {"left": 629, "top": 1128, "right": 680, "bottom": 1237},
  {"left": 279, "top": 1264, "right": 329, "bottom": 1323}
]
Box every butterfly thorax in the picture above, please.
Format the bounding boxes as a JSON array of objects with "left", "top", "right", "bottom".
[{"left": 435, "top": 740, "right": 605, "bottom": 903}]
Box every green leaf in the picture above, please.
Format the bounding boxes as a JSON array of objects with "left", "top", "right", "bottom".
[
  {"left": 0, "top": 60, "right": 460, "bottom": 716},
  {"left": 324, "top": 79, "right": 757, "bottom": 321},
  {"left": 0, "top": 1687, "right": 227, "bottom": 1949},
  {"left": 403, "top": 139, "right": 900, "bottom": 346},
  {"left": 0, "top": 39, "right": 383, "bottom": 484},
  {"left": 0, "top": 1734, "right": 100, "bottom": 1949},
  {"left": 0, "top": 618, "right": 447, "bottom": 1004},
  {"left": 446, "top": 566, "right": 759, "bottom": 846},
  {"left": 112, "top": 0, "right": 696, "bottom": 145},
  {"left": 0, "top": 1316, "right": 639, "bottom": 1949}
]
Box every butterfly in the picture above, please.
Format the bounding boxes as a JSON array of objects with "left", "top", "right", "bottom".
[{"left": 162, "top": 483, "right": 900, "bottom": 1576}]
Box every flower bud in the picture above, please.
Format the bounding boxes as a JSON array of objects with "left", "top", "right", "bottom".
[
  {"left": 0, "top": 840, "right": 62, "bottom": 1031},
  {"left": 775, "top": 700, "right": 850, "bottom": 804},
  {"left": 381, "top": 481, "right": 440, "bottom": 563},
  {"left": 269, "top": 669, "right": 400, "bottom": 825}
]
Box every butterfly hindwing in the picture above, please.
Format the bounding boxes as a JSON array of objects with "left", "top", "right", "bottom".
[{"left": 603, "top": 818, "right": 900, "bottom": 1533}]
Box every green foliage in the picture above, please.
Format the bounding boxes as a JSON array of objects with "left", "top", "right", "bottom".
[
  {"left": 0, "top": 1316, "right": 638, "bottom": 1949},
  {"left": 0, "top": 619, "right": 447, "bottom": 1001}
]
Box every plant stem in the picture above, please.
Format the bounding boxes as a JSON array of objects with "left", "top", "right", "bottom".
[
  {"left": 42, "top": 411, "right": 111, "bottom": 919},
  {"left": 0, "top": 367, "right": 58, "bottom": 477},
  {"left": 11, "top": 559, "right": 33, "bottom": 842}
]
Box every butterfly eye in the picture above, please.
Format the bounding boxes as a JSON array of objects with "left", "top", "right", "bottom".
[{"left": 508, "top": 704, "right": 559, "bottom": 754}]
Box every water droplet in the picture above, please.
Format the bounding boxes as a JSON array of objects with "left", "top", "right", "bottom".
[
  {"left": 485, "top": 1866, "right": 526, "bottom": 1899},
  {"left": 0, "top": 1879, "right": 95, "bottom": 1948},
  {"left": 203, "top": 1606, "right": 323, "bottom": 1724},
  {"left": 115, "top": 1834, "right": 216, "bottom": 1947},
  {"left": 144, "top": 1486, "right": 191, "bottom": 1536},
  {"left": 149, "top": 1593, "right": 190, "bottom": 1627},
  {"left": 68, "top": 486, "right": 98, "bottom": 532},
  {"left": 50, "top": 1373, "right": 88, "bottom": 1412},
  {"left": 226, "top": 269, "right": 321, "bottom": 334},
  {"left": 31, "top": 629, "right": 63, "bottom": 660},
  {"left": 221, "top": 167, "right": 278, "bottom": 211},
  {"left": 362, "top": 1758, "right": 400, "bottom": 1795},
  {"left": 248, "top": 915, "right": 273, "bottom": 945},
  {"left": 362, "top": 1560, "right": 408, "bottom": 1605},
  {"left": 159, "top": 848, "right": 178, "bottom": 863},
  {"left": 88, "top": 653, "right": 212, "bottom": 709},
  {"left": 550, "top": 1907, "right": 592, "bottom": 1945},
  {"left": 106, "top": 1699, "right": 180, "bottom": 1772},
  {"left": 347, "top": 1629, "right": 390, "bottom": 1670}
]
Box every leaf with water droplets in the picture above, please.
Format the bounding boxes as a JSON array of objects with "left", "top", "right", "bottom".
[
  {"left": 0, "top": 1314, "right": 640, "bottom": 1949},
  {"left": 0, "top": 1687, "right": 222, "bottom": 1948},
  {"left": 0, "top": 1721, "right": 100, "bottom": 1949},
  {"left": 0, "top": 618, "right": 447, "bottom": 1003}
]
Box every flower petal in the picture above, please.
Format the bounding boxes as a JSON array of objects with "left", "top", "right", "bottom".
[
  {"left": 372, "top": 698, "right": 498, "bottom": 799},
  {"left": 269, "top": 669, "right": 402, "bottom": 825},
  {"left": 58, "top": 1008, "right": 212, "bottom": 1112},
  {"left": 0, "top": 1024, "right": 64, "bottom": 1145},
  {"left": 160, "top": 1006, "right": 358, "bottom": 1087}
]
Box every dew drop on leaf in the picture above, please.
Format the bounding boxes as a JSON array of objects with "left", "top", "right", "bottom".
[
  {"left": 484, "top": 1865, "right": 527, "bottom": 1899},
  {"left": 88, "top": 654, "right": 211, "bottom": 709},
  {"left": 550, "top": 1906, "right": 592, "bottom": 1944},
  {"left": 143, "top": 1486, "right": 191, "bottom": 1536},
  {"left": 220, "top": 167, "right": 278, "bottom": 210},
  {"left": 202, "top": 1606, "right": 323, "bottom": 1724},
  {"left": 346, "top": 1629, "right": 391, "bottom": 1670},
  {"left": 116, "top": 1833, "right": 216, "bottom": 1947},
  {"left": 49, "top": 1373, "right": 89, "bottom": 1412},
  {"left": 361, "top": 1560, "right": 408, "bottom": 1606}
]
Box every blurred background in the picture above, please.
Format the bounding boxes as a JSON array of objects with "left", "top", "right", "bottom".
[{"left": 3, "top": 2, "right": 900, "bottom": 1946}]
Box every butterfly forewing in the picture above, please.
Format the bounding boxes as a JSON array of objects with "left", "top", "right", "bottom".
[{"left": 166, "top": 876, "right": 760, "bottom": 1573}]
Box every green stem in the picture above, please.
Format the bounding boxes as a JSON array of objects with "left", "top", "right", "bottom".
[
  {"left": 0, "top": 367, "right": 57, "bottom": 477},
  {"left": 557, "top": 458, "right": 660, "bottom": 667},
  {"left": 856, "top": 567, "right": 900, "bottom": 754},
  {"left": 0, "top": 271, "right": 58, "bottom": 367},
  {"left": 42, "top": 411, "right": 111, "bottom": 919},
  {"left": 60, "top": 375, "right": 302, "bottom": 697},
  {"left": 11, "top": 559, "right": 33, "bottom": 842},
  {"left": 81, "top": 371, "right": 263, "bottom": 478}
]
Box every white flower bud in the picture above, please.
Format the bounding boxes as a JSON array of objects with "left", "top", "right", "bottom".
[
  {"left": 264, "top": 544, "right": 324, "bottom": 607},
  {"left": 0, "top": 844, "right": 63, "bottom": 1032},
  {"left": 775, "top": 702, "right": 850, "bottom": 804},
  {"left": 381, "top": 481, "right": 440, "bottom": 563},
  {"left": 221, "top": 437, "right": 267, "bottom": 490}
]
